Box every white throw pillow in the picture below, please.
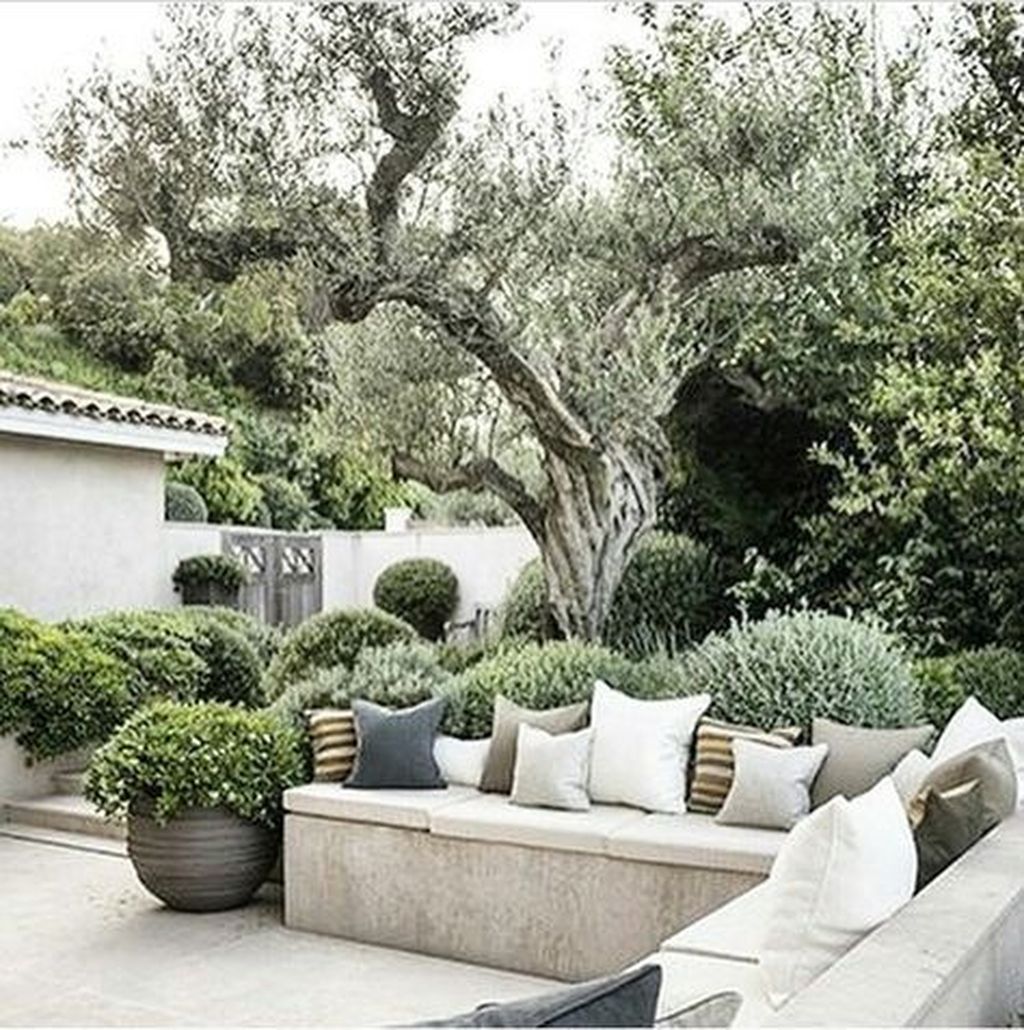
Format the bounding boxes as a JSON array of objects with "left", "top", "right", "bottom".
[
  {"left": 890, "top": 747, "right": 932, "bottom": 805},
  {"left": 511, "top": 724, "right": 592, "bottom": 811},
  {"left": 932, "top": 696, "right": 1005, "bottom": 765},
  {"left": 588, "top": 680, "right": 710, "bottom": 813},
  {"left": 716, "top": 740, "right": 828, "bottom": 830},
  {"left": 759, "top": 777, "right": 917, "bottom": 1008},
  {"left": 434, "top": 735, "right": 491, "bottom": 788}
]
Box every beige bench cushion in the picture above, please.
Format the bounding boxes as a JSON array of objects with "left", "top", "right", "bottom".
[
  {"left": 283, "top": 783, "right": 476, "bottom": 830},
  {"left": 655, "top": 951, "right": 771, "bottom": 1027},
  {"left": 662, "top": 883, "right": 771, "bottom": 962},
  {"left": 607, "top": 812, "right": 785, "bottom": 874},
  {"left": 429, "top": 793, "right": 647, "bottom": 855}
]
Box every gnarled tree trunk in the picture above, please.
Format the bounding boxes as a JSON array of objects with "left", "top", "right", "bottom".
[{"left": 539, "top": 438, "right": 665, "bottom": 640}]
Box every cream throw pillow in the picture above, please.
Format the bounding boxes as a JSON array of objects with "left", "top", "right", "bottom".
[
  {"left": 759, "top": 777, "right": 917, "bottom": 1007},
  {"left": 716, "top": 740, "right": 828, "bottom": 830},
  {"left": 588, "top": 680, "right": 710, "bottom": 813},
  {"left": 434, "top": 735, "right": 491, "bottom": 788},
  {"left": 511, "top": 724, "right": 592, "bottom": 811}
]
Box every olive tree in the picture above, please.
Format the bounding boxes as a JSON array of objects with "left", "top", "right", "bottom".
[{"left": 46, "top": 3, "right": 915, "bottom": 639}]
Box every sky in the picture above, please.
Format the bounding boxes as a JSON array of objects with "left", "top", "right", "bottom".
[{"left": 0, "top": 2, "right": 945, "bottom": 229}]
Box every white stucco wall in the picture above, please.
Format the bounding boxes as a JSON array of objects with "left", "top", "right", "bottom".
[
  {"left": 0, "top": 433, "right": 170, "bottom": 619},
  {"left": 320, "top": 526, "right": 538, "bottom": 623}
]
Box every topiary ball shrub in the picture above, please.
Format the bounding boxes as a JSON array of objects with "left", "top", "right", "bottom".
[
  {"left": 442, "top": 640, "right": 694, "bottom": 739},
  {"left": 189, "top": 620, "right": 265, "bottom": 708},
  {"left": 0, "top": 609, "right": 135, "bottom": 761},
  {"left": 263, "top": 607, "right": 418, "bottom": 699},
  {"left": 182, "top": 605, "right": 281, "bottom": 666},
  {"left": 497, "top": 559, "right": 553, "bottom": 641},
  {"left": 372, "top": 558, "right": 459, "bottom": 641},
  {"left": 604, "top": 532, "right": 729, "bottom": 653},
  {"left": 164, "top": 481, "right": 208, "bottom": 523},
  {"left": 676, "top": 609, "right": 921, "bottom": 732},
  {"left": 915, "top": 647, "right": 1024, "bottom": 729},
  {"left": 86, "top": 701, "right": 304, "bottom": 827}
]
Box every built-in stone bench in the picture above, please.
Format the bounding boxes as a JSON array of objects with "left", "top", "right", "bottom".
[{"left": 283, "top": 784, "right": 784, "bottom": 981}]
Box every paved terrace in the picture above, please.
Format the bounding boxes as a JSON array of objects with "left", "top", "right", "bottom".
[{"left": 0, "top": 835, "right": 552, "bottom": 1026}]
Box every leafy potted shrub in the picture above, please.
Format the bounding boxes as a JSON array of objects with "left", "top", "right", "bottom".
[
  {"left": 173, "top": 553, "right": 248, "bottom": 608},
  {"left": 86, "top": 701, "right": 304, "bottom": 912},
  {"left": 373, "top": 558, "right": 459, "bottom": 640}
]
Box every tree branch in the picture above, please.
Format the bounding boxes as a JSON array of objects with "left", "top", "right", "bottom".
[{"left": 392, "top": 451, "right": 546, "bottom": 539}]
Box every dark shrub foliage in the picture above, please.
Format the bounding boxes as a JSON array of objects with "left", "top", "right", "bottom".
[
  {"left": 164, "top": 481, "right": 208, "bottom": 523},
  {"left": 372, "top": 558, "right": 459, "bottom": 641}
]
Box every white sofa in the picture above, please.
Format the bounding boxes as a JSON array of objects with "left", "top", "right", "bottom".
[
  {"left": 283, "top": 783, "right": 785, "bottom": 980},
  {"left": 284, "top": 785, "right": 1024, "bottom": 1025}
]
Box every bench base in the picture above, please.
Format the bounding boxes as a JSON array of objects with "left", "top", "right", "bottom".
[{"left": 284, "top": 813, "right": 762, "bottom": 981}]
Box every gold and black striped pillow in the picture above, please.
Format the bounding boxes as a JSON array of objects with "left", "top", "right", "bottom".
[
  {"left": 688, "top": 718, "right": 802, "bottom": 814},
  {"left": 306, "top": 708, "right": 357, "bottom": 782}
]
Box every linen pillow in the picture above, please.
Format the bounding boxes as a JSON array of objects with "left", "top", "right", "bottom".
[
  {"left": 891, "top": 748, "right": 932, "bottom": 805},
  {"left": 511, "top": 724, "right": 592, "bottom": 812},
  {"left": 688, "top": 718, "right": 802, "bottom": 815},
  {"left": 306, "top": 707, "right": 357, "bottom": 782},
  {"left": 759, "top": 777, "right": 917, "bottom": 1007},
  {"left": 810, "top": 717, "right": 934, "bottom": 807},
  {"left": 716, "top": 740, "right": 828, "bottom": 830},
  {"left": 414, "top": 963, "right": 663, "bottom": 1027},
  {"left": 911, "top": 780, "right": 987, "bottom": 891},
  {"left": 932, "top": 695, "right": 1005, "bottom": 765},
  {"left": 434, "top": 735, "right": 491, "bottom": 788},
  {"left": 914, "top": 737, "right": 1016, "bottom": 833},
  {"left": 479, "top": 696, "right": 589, "bottom": 795},
  {"left": 655, "top": 991, "right": 742, "bottom": 1028},
  {"left": 345, "top": 697, "right": 446, "bottom": 789},
  {"left": 588, "top": 680, "right": 710, "bottom": 814}
]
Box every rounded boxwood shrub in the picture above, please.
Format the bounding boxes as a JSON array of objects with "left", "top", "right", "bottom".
[
  {"left": 372, "top": 559, "right": 459, "bottom": 641},
  {"left": 915, "top": 647, "right": 1024, "bottom": 729},
  {"left": 0, "top": 609, "right": 134, "bottom": 761},
  {"left": 173, "top": 554, "right": 248, "bottom": 593},
  {"left": 68, "top": 610, "right": 263, "bottom": 708},
  {"left": 604, "top": 532, "right": 728, "bottom": 653},
  {"left": 182, "top": 605, "right": 281, "bottom": 665},
  {"left": 442, "top": 640, "right": 694, "bottom": 739},
  {"left": 676, "top": 609, "right": 921, "bottom": 732},
  {"left": 264, "top": 607, "right": 418, "bottom": 699},
  {"left": 498, "top": 532, "right": 729, "bottom": 649},
  {"left": 86, "top": 701, "right": 305, "bottom": 827},
  {"left": 164, "top": 481, "right": 208, "bottom": 523}
]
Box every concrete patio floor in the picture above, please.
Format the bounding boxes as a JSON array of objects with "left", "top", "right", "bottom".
[{"left": 0, "top": 834, "right": 554, "bottom": 1026}]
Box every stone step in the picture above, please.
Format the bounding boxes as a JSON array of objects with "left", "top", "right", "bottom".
[
  {"left": 0, "top": 820, "right": 127, "bottom": 857},
  {"left": 3, "top": 794, "right": 125, "bottom": 841},
  {"left": 51, "top": 769, "right": 87, "bottom": 796}
]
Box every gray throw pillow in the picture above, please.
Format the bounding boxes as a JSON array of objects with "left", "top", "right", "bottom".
[
  {"left": 345, "top": 697, "right": 445, "bottom": 789},
  {"left": 413, "top": 963, "right": 662, "bottom": 1027},
  {"left": 811, "top": 717, "right": 934, "bottom": 807},
  {"left": 912, "top": 780, "right": 987, "bottom": 891},
  {"left": 480, "top": 695, "right": 589, "bottom": 794}
]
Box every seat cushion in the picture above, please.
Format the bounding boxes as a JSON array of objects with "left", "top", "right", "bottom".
[
  {"left": 429, "top": 792, "right": 647, "bottom": 855},
  {"left": 606, "top": 813, "right": 786, "bottom": 874},
  {"left": 655, "top": 952, "right": 770, "bottom": 1028},
  {"left": 283, "top": 783, "right": 477, "bottom": 830},
  {"left": 661, "top": 883, "right": 771, "bottom": 963}
]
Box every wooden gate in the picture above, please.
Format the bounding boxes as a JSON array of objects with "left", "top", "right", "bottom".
[{"left": 223, "top": 531, "right": 322, "bottom": 627}]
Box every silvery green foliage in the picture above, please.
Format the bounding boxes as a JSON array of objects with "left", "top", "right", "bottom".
[
  {"left": 677, "top": 609, "right": 921, "bottom": 731},
  {"left": 347, "top": 642, "right": 455, "bottom": 710}
]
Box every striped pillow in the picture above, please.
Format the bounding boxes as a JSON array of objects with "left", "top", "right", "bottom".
[
  {"left": 688, "top": 718, "right": 802, "bottom": 814},
  {"left": 307, "top": 708, "right": 357, "bottom": 782}
]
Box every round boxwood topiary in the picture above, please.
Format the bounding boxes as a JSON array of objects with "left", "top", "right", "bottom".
[
  {"left": 915, "top": 647, "right": 1024, "bottom": 729},
  {"left": 497, "top": 559, "right": 552, "bottom": 641},
  {"left": 676, "top": 609, "right": 921, "bottom": 732},
  {"left": 441, "top": 640, "right": 694, "bottom": 739},
  {"left": 263, "top": 607, "right": 418, "bottom": 699},
  {"left": 86, "top": 700, "right": 305, "bottom": 827},
  {"left": 0, "top": 608, "right": 135, "bottom": 761},
  {"left": 189, "top": 620, "right": 265, "bottom": 708},
  {"left": 372, "top": 558, "right": 459, "bottom": 641},
  {"left": 181, "top": 605, "right": 281, "bottom": 666},
  {"left": 165, "top": 481, "right": 208, "bottom": 523}
]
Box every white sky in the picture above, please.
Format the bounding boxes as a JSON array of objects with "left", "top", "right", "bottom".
[{"left": 0, "top": 1, "right": 947, "bottom": 228}]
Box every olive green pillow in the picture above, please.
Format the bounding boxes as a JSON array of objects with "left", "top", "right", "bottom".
[
  {"left": 910, "top": 737, "right": 1017, "bottom": 890},
  {"left": 811, "top": 718, "right": 934, "bottom": 807},
  {"left": 480, "top": 695, "right": 589, "bottom": 794}
]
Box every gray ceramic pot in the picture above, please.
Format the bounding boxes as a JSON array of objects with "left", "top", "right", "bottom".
[{"left": 128, "top": 802, "right": 278, "bottom": 912}]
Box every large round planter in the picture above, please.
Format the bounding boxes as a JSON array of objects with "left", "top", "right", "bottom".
[
  {"left": 180, "top": 582, "right": 241, "bottom": 608},
  {"left": 127, "top": 803, "right": 278, "bottom": 912}
]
